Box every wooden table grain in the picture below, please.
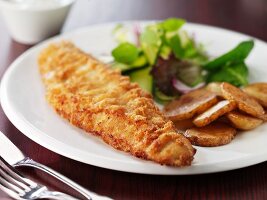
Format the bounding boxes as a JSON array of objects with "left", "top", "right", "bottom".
[{"left": 0, "top": 0, "right": 267, "bottom": 199}]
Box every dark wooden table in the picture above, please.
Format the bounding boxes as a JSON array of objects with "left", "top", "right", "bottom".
[{"left": 1, "top": 0, "right": 267, "bottom": 199}]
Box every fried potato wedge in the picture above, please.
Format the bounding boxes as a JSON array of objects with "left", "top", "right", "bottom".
[
  {"left": 184, "top": 122, "right": 237, "bottom": 147},
  {"left": 243, "top": 83, "right": 267, "bottom": 107},
  {"left": 221, "top": 82, "right": 264, "bottom": 118},
  {"left": 206, "top": 82, "right": 223, "bottom": 96},
  {"left": 226, "top": 111, "right": 263, "bottom": 130},
  {"left": 164, "top": 89, "right": 218, "bottom": 121},
  {"left": 173, "top": 119, "right": 194, "bottom": 132},
  {"left": 193, "top": 100, "right": 236, "bottom": 127}
]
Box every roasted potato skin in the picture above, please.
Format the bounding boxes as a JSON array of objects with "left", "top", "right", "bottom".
[
  {"left": 193, "top": 100, "right": 236, "bottom": 127},
  {"left": 184, "top": 122, "right": 237, "bottom": 147},
  {"left": 166, "top": 82, "right": 266, "bottom": 148},
  {"left": 226, "top": 111, "right": 263, "bottom": 130},
  {"left": 164, "top": 89, "right": 218, "bottom": 121},
  {"left": 243, "top": 83, "right": 267, "bottom": 108},
  {"left": 206, "top": 82, "right": 223, "bottom": 97},
  {"left": 221, "top": 82, "right": 265, "bottom": 118},
  {"left": 173, "top": 119, "right": 194, "bottom": 132}
]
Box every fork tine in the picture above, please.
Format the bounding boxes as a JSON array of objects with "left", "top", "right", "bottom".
[
  {"left": 0, "top": 156, "right": 37, "bottom": 188},
  {"left": 0, "top": 167, "right": 30, "bottom": 191},
  {"left": 0, "top": 181, "right": 21, "bottom": 200},
  {"left": 0, "top": 175, "right": 25, "bottom": 196}
]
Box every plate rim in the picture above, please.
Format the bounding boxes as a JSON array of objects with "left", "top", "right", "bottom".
[{"left": 1, "top": 21, "right": 267, "bottom": 175}]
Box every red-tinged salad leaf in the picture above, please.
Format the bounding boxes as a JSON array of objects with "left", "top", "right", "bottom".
[
  {"left": 133, "top": 23, "right": 141, "bottom": 47},
  {"left": 176, "top": 60, "right": 204, "bottom": 87},
  {"left": 151, "top": 55, "right": 180, "bottom": 96},
  {"left": 151, "top": 55, "right": 205, "bottom": 96}
]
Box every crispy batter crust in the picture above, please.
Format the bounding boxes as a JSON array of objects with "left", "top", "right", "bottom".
[
  {"left": 260, "top": 113, "right": 267, "bottom": 122},
  {"left": 38, "top": 41, "right": 195, "bottom": 166}
]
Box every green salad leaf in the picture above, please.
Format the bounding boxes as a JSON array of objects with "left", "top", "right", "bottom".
[
  {"left": 204, "top": 40, "right": 253, "bottom": 87},
  {"left": 129, "top": 66, "right": 153, "bottom": 93},
  {"left": 140, "top": 28, "right": 162, "bottom": 65},
  {"left": 168, "top": 31, "right": 208, "bottom": 65},
  {"left": 160, "top": 18, "right": 185, "bottom": 32},
  {"left": 207, "top": 62, "right": 249, "bottom": 86},
  {"left": 204, "top": 40, "right": 254, "bottom": 70},
  {"left": 112, "top": 54, "right": 148, "bottom": 73},
  {"left": 110, "top": 18, "right": 255, "bottom": 101},
  {"left": 131, "top": 54, "right": 148, "bottom": 67},
  {"left": 112, "top": 42, "right": 139, "bottom": 64},
  {"left": 169, "top": 35, "right": 184, "bottom": 59},
  {"left": 111, "top": 62, "right": 131, "bottom": 72},
  {"left": 159, "top": 45, "right": 172, "bottom": 60},
  {"left": 153, "top": 87, "right": 176, "bottom": 105},
  {"left": 140, "top": 18, "right": 186, "bottom": 64}
]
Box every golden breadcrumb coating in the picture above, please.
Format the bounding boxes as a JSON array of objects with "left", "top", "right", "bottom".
[{"left": 38, "top": 41, "right": 195, "bottom": 166}]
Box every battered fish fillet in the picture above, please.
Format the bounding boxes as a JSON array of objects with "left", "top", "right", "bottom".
[{"left": 38, "top": 41, "right": 195, "bottom": 166}]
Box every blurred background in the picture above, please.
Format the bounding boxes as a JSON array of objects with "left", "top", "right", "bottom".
[
  {"left": 1, "top": 0, "right": 267, "bottom": 41},
  {"left": 63, "top": 0, "right": 267, "bottom": 41}
]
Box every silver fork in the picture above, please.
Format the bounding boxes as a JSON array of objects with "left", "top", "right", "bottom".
[
  {"left": 0, "top": 156, "right": 79, "bottom": 200},
  {"left": 0, "top": 131, "right": 112, "bottom": 200}
]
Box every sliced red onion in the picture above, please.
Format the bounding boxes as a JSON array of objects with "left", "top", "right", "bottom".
[
  {"left": 133, "top": 23, "right": 141, "bottom": 47},
  {"left": 172, "top": 78, "right": 205, "bottom": 94}
]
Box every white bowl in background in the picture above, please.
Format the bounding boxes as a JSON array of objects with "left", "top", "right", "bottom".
[{"left": 0, "top": 0, "right": 75, "bottom": 44}]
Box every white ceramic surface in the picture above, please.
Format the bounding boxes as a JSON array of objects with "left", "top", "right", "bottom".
[
  {"left": 1, "top": 22, "right": 267, "bottom": 175},
  {"left": 0, "top": 0, "right": 75, "bottom": 44}
]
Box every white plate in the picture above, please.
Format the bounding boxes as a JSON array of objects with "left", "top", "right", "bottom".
[{"left": 1, "top": 21, "right": 267, "bottom": 175}]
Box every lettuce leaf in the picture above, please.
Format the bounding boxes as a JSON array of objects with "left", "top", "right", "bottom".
[
  {"left": 207, "top": 62, "right": 249, "bottom": 86},
  {"left": 112, "top": 42, "right": 139, "bottom": 64},
  {"left": 204, "top": 40, "right": 254, "bottom": 70}
]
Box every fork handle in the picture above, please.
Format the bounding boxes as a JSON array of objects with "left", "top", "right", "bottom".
[
  {"left": 14, "top": 157, "right": 112, "bottom": 200},
  {"left": 40, "top": 190, "right": 80, "bottom": 200}
]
